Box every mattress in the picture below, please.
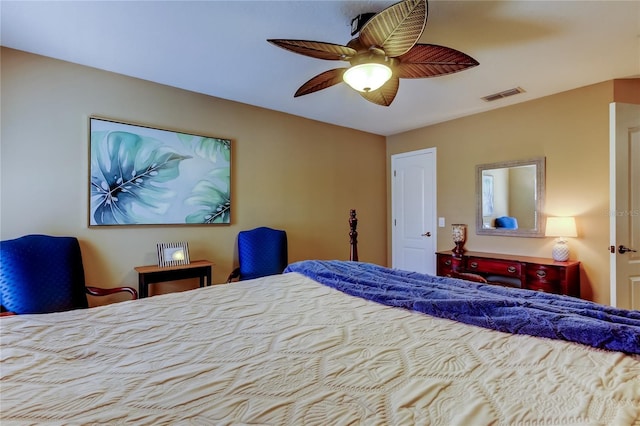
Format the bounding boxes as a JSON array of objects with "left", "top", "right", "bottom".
[{"left": 2, "top": 271, "right": 639, "bottom": 425}]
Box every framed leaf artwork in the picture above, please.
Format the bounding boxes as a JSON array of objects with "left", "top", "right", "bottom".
[{"left": 89, "top": 117, "right": 231, "bottom": 226}]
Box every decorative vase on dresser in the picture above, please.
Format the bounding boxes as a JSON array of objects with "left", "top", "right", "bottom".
[{"left": 451, "top": 224, "right": 467, "bottom": 258}]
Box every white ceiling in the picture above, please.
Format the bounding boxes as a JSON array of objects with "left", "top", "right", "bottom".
[{"left": 2, "top": 0, "right": 639, "bottom": 136}]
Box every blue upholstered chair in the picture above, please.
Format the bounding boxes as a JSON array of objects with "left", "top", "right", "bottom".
[
  {"left": 495, "top": 216, "right": 519, "bottom": 230},
  {"left": 227, "top": 227, "right": 288, "bottom": 282},
  {"left": 0, "top": 234, "right": 137, "bottom": 315}
]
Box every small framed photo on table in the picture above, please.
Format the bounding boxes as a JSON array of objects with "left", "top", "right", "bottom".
[{"left": 157, "top": 242, "right": 190, "bottom": 267}]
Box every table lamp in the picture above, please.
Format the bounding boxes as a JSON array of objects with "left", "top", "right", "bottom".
[{"left": 545, "top": 217, "right": 577, "bottom": 261}]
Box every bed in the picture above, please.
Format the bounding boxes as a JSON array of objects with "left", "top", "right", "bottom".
[{"left": 2, "top": 224, "right": 639, "bottom": 424}]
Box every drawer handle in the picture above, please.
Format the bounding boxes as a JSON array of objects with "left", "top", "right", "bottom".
[
  {"left": 469, "top": 262, "right": 478, "bottom": 269},
  {"left": 536, "top": 270, "right": 547, "bottom": 278},
  {"left": 507, "top": 266, "right": 517, "bottom": 274},
  {"left": 445, "top": 260, "right": 451, "bottom": 266}
]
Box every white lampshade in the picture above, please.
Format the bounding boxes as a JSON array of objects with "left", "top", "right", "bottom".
[
  {"left": 545, "top": 217, "right": 577, "bottom": 238},
  {"left": 545, "top": 217, "right": 577, "bottom": 261},
  {"left": 343, "top": 63, "right": 392, "bottom": 92}
]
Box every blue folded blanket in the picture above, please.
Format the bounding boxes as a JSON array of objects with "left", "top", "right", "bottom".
[{"left": 284, "top": 260, "right": 640, "bottom": 354}]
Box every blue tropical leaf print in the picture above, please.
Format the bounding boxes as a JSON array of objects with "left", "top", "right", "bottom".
[
  {"left": 91, "top": 131, "right": 191, "bottom": 225},
  {"left": 176, "top": 134, "right": 231, "bottom": 224},
  {"left": 177, "top": 134, "right": 231, "bottom": 163},
  {"left": 185, "top": 180, "right": 231, "bottom": 224}
]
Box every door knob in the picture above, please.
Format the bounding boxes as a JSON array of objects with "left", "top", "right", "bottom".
[
  {"left": 421, "top": 232, "right": 431, "bottom": 237},
  {"left": 618, "top": 245, "right": 637, "bottom": 254}
]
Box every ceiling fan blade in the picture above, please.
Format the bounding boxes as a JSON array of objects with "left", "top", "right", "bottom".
[
  {"left": 358, "top": 0, "right": 427, "bottom": 58},
  {"left": 359, "top": 77, "right": 399, "bottom": 106},
  {"left": 268, "top": 39, "right": 356, "bottom": 61},
  {"left": 294, "top": 68, "right": 347, "bottom": 97},
  {"left": 395, "top": 44, "right": 479, "bottom": 78}
]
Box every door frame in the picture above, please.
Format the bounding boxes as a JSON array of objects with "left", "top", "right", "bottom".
[
  {"left": 609, "top": 102, "right": 640, "bottom": 308},
  {"left": 391, "top": 147, "right": 438, "bottom": 274},
  {"left": 609, "top": 102, "right": 618, "bottom": 306}
]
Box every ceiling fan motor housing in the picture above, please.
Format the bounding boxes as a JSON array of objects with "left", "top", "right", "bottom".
[{"left": 350, "top": 13, "right": 376, "bottom": 36}]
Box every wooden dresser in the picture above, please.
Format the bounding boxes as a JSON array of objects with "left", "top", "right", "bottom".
[{"left": 436, "top": 250, "right": 580, "bottom": 297}]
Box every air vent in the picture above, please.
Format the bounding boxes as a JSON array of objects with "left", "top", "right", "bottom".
[{"left": 481, "top": 87, "right": 525, "bottom": 102}]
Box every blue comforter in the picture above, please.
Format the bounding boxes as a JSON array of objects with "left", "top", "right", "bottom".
[{"left": 284, "top": 260, "right": 640, "bottom": 354}]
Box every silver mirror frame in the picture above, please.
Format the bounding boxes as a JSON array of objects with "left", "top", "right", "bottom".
[{"left": 475, "top": 157, "right": 546, "bottom": 237}]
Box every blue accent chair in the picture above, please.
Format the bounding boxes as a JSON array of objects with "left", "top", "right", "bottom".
[
  {"left": 0, "top": 234, "right": 137, "bottom": 315},
  {"left": 227, "top": 227, "right": 288, "bottom": 282},
  {"left": 495, "top": 216, "right": 519, "bottom": 230}
]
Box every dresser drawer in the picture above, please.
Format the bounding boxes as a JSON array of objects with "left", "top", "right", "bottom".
[
  {"left": 527, "top": 265, "right": 561, "bottom": 281},
  {"left": 437, "top": 254, "right": 462, "bottom": 277},
  {"left": 526, "top": 265, "right": 562, "bottom": 292},
  {"left": 466, "top": 257, "right": 522, "bottom": 277},
  {"left": 526, "top": 280, "right": 558, "bottom": 293}
]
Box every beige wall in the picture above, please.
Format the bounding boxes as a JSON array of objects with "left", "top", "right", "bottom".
[
  {"left": 2, "top": 47, "right": 637, "bottom": 306},
  {"left": 0, "top": 48, "right": 387, "bottom": 297},
  {"left": 387, "top": 81, "right": 624, "bottom": 304}
]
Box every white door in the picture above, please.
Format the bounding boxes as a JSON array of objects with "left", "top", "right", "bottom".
[
  {"left": 391, "top": 148, "right": 437, "bottom": 274},
  {"left": 609, "top": 102, "right": 640, "bottom": 309}
]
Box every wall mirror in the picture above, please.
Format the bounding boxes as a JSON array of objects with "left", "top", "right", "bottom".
[{"left": 476, "top": 157, "right": 546, "bottom": 237}]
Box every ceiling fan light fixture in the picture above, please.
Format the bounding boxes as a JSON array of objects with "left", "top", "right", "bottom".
[
  {"left": 269, "top": 0, "right": 478, "bottom": 106},
  {"left": 343, "top": 63, "right": 392, "bottom": 92}
]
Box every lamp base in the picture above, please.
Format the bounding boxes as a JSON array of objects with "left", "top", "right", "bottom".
[
  {"left": 551, "top": 239, "right": 570, "bottom": 261},
  {"left": 452, "top": 242, "right": 466, "bottom": 258}
]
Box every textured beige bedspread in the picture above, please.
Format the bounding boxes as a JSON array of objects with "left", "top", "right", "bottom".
[{"left": 2, "top": 272, "right": 639, "bottom": 425}]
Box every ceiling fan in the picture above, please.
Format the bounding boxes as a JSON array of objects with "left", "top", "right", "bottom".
[{"left": 268, "top": 0, "right": 478, "bottom": 107}]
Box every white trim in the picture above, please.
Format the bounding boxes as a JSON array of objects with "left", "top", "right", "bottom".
[
  {"left": 609, "top": 102, "right": 617, "bottom": 307},
  {"left": 631, "top": 276, "right": 640, "bottom": 309}
]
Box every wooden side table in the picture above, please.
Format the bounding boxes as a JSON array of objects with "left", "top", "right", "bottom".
[{"left": 134, "top": 260, "right": 214, "bottom": 298}]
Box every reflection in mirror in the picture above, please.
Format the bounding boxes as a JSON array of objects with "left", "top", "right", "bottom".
[{"left": 476, "top": 157, "right": 546, "bottom": 237}]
